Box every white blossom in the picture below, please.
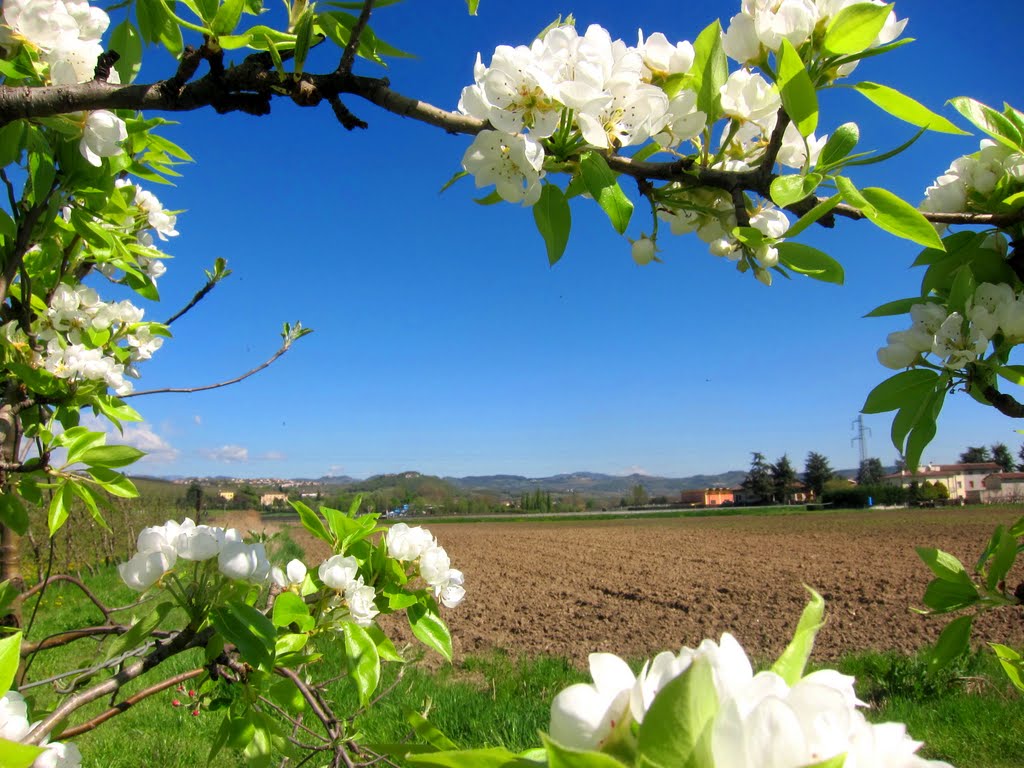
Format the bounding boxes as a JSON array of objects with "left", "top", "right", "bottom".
[
  {"left": 385, "top": 523, "right": 434, "bottom": 561},
  {"left": 118, "top": 547, "right": 175, "bottom": 591},
  {"left": 218, "top": 541, "right": 271, "bottom": 583},
  {"left": 318, "top": 554, "right": 359, "bottom": 590},
  {"left": 719, "top": 69, "right": 780, "bottom": 127},
  {"left": 344, "top": 578, "right": 379, "bottom": 626},
  {"left": 549, "top": 652, "right": 636, "bottom": 751},
  {"left": 272, "top": 558, "right": 308, "bottom": 588},
  {"left": 79, "top": 110, "right": 127, "bottom": 167},
  {"left": 462, "top": 130, "right": 545, "bottom": 206}
]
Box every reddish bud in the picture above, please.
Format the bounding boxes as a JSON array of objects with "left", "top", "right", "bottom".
[
  {"left": 171, "top": 699, "right": 181, "bottom": 707},
  {"left": 191, "top": 709, "right": 200, "bottom": 717},
  {"left": 188, "top": 689, "right": 196, "bottom": 698}
]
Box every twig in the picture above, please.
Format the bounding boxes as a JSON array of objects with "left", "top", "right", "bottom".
[
  {"left": 19, "top": 574, "right": 115, "bottom": 621},
  {"left": 123, "top": 340, "right": 291, "bottom": 398},
  {"left": 163, "top": 273, "right": 219, "bottom": 325},
  {"left": 59, "top": 667, "right": 205, "bottom": 739},
  {"left": 338, "top": 0, "right": 375, "bottom": 76}
]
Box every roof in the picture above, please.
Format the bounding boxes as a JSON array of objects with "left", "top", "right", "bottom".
[
  {"left": 987, "top": 472, "right": 1024, "bottom": 481},
  {"left": 884, "top": 462, "right": 1001, "bottom": 480}
]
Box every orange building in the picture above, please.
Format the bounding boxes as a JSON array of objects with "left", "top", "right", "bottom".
[{"left": 679, "top": 487, "right": 735, "bottom": 507}]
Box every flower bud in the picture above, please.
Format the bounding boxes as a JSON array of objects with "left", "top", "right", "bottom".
[{"left": 631, "top": 236, "right": 657, "bottom": 266}]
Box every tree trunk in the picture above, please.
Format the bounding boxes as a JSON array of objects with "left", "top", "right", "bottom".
[{"left": 0, "top": 395, "right": 24, "bottom": 626}]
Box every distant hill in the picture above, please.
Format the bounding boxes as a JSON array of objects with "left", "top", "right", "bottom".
[{"left": 444, "top": 470, "right": 749, "bottom": 498}]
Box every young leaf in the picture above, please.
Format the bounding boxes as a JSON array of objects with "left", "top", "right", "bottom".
[
  {"left": 860, "top": 187, "right": 945, "bottom": 249},
  {"left": 87, "top": 467, "right": 139, "bottom": 498},
  {"left": 212, "top": 0, "right": 246, "bottom": 37},
  {"left": 776, "top": 39, "right": 818, "bottom": 137},
  {"left": 407, "top": 602, "right": 452, "bottom": 662},
  {"left": 533, "top": 183, "right": 572, "bottom": 266},
  {"left": 110, "top": 20, "right": 143, "bottom": 84},
  {"left": 817, "top": 123, "right": 859, "bottom": 169},
  {"left": 578, "top": 152, "right": 633, "bottom": 235},
  {"left": 916, "top": 547, "right": 974, "bottom": 585},
  {"left": 0, "top": 737, "right": 45, "bottom": 768},
  {"left": 985, "top": 527, "right": 1018, "bottom": 591},
  {"left": 405, "top": 710, "right": 458, "bottom": 751},
  {"left": 211, "top": 601, "right": 277, "bottom": 671},
  {"left": 79, "top": 444, "right": 146, "bottom": 469},
  {"left": 690, "top": 20, "right": 727, "bottom": 123},
  {"left": 990, "top": 644, "right": 1024, "bottom": 692},
  {"left": 921, "top": 577, "right": 979, "bottom": 614},
  {"left": 782, "top": 193, "right": 841, "bottom": 238},
  {"left": 853, "top": 83, "right": 968, "bottom": 135},
  {"left": 863, "top": 296, "right": 939, "bottom": 318},
  {"left": 862, "top": 369, "right": 939, "bottom": 414},
  {"left": 776, "top": 243, "right": 844, "bottom": 284},
  {"left": 771, "top": 587, "right": 825, "bottom": 685},
  {"left": 344, "top": 622, "right": 381, "bottom": 706},
  {"left": 48, "top": 481, "right": 73, "bottom": 536},
  {"left": 290, "top": 500, "right": 332, "bottom": 544},
  {"left": 292, "top": 6, "right": 316, "bottom": 75},
  {"left": 949, "top": 96, "right": 1023, "bottom": 149},
  {"left": 637, "top": 657, "right": 717, "bottom": 768},
  {"left": 824, "top": 2, "right": 893, "bottom": 54},
  {"left": 0, "top": 492, "right": 29, "bottom": 535},
  {"left": 0, "top": 632, "right": 21, "bottom": 697},
  {"left": 542, "top": 737, "right": 631, "bottom": 768},
  {"left": 770, "top": 173, "right": 822, "bottom": 207},
  {"left": 929, "top": 615, "right": 973, "bottom": 673},
  {"left": 465, "top": 0, "right": 479, "bottom": 15},
  {"left": 272, "top": 591, "right": 315, "bottom": 632}
]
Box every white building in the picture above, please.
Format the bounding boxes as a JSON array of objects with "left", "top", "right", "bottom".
[{"left": 883, "top": 462, "right": 1001, "bottom": 503}]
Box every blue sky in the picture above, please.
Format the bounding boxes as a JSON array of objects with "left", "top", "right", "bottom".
[{"left": 105, "top": 0, "right": 1023, "bottom": 480}]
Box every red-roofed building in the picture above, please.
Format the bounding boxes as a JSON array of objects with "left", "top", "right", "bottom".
[{"left": 980, "top": 472, "right": 1024, "bottom": 503}]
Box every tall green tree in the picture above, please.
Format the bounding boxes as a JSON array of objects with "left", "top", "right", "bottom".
[
  {"left": 772, "top": 455, "right": 798, "bottom": 505},
  {"left": 960, "top": 446, "right": 993, "bottom": 463},
  {"left": 803, "top": 452, "right": 835, "bottom": 499},
  {"left": 991, "top": 443, "right": 1015, "bottom": 472},
  {"left": 742, "top": 452, "right": 773, "bottom": 504},
  {"left": 629, "top": 483, "right": 649, "bottom": 507},
  {"left": 857, "top": 458, "right": 886, "bottom": 486}
]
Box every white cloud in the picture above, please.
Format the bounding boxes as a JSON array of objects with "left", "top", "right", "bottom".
[
  {"left": 200, "top": 444, "right": 249, "bottom": 463},
  {"left": 623, "top": 465, "right": 652, "bottom": 476},
  {"left": 193, "top": 414, "right": 202, "bottom": 426},
  {"left": 258, "top": 451, "right": 287, "bottom": 461},
  {"left": 327, "top": 464, "right": 346, "bottom": 476}
]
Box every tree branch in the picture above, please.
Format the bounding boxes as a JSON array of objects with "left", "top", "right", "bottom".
[
  {"left": 123, "top": 338, "right": 292, "bottom": 398},
  {"left": 982, "top": 385, "right": 1024, "bottom": 418},
  {"left": 338, "top": 0, "right": 375, "bottom": 76},
  {"left": 58, "top": 667, "right": 205, "bottom": 739}
]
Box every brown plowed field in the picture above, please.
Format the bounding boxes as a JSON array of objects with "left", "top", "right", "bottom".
[{"left": 271, "top": 507, "right": 1024, "bottom": 662}]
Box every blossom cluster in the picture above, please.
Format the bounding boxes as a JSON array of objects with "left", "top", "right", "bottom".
[
  {"left": 385, "top": 522, "right": 466, "bottom": 608},
  {"left": 18, "top": 283, "right": 163, "bottom": 395},
  {"left": 0, "top": 0, "right": 126, "bottom": 165},
  {"left": 721, "top": 0, "right": 905, "bottom": 70},
  {"left": 317, "top": 554, "right": 380, "bottom": 626},
  {"left": 920, "top": 140, "right": 1024, "bottom": 218},
  {"left": 877, "top": 276, "right": 1023, "bottom": 371},
  {"left": 0, "top": 691, "right": 81, "bottom": 768},
  {"left": 550, "top": 633, "right": 950, "bottom": 767},
  {"left": 118, "top": 518, "right": 271, "bottom": 591}
]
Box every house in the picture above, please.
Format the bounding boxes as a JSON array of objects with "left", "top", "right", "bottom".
[
  {"left": 218, "top": 491, "right": 235, "bottom": 501},
  {"left": 679, "top": 487, "right": 734, "bottom": 507},
  {"left": 259, "top": 492, "right": 289, "bottom": 507},
  {"left": 980, "top": 472, "right": 1024, "bottom": 503},
  {"left": 883, "top": 463, "right": 1000, "bottom": 503}
]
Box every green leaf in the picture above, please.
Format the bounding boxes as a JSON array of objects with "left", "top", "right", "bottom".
[
  {"left": 824, "top": 2, "right": 894, "bottom": 55},
  {"left": 949, "top": 96, "right": 1023, "bottom": 150},
  {"left": 770, "top": 173, "right": 822, "bottom": 206},
  {"left": 916, "top": 547, "right": 974, "bottom": 585},
  {"left": 578, "top": 152, "right": 633, "bottom": 235},
  {"left": 290, "top": 500, "right": 332, "bottom": 544},
  {"left": 87, "top": 467, "right": 138, "bottom": 498},
  {"left": 104, "top": 602, "right": 173, "bottom": 661},
  {"left": 862, "top": 369, "right": 939, "bottom": 414},
  {"left": 0, "top": 632, "right": 21, "bottom": 697},
  {"left": 272, "top": 591, "right": 315, "bottom": 632},
  {"left": 776, "top": 38, "right": 818, "bottom": 137},
  {"left": 775, "top": 243, "right": 844, "bottom": 284},
  {"left": 211, "top": 601, "right": 277, "bottom": 671},
  {"left": 291, "top": 6, "right": 315, "bottom": 75},
  {"left": 929, "top": 615, "right": 973, "bottom": 673},
  {"left": 782, "top": 193, "right": 841, "bottom": 238},
  {"left": 985, "top": 527, "right": 1018, "bottom": 591},
  {"left": 110, "top": 20, "right": 143, "bottom": 84},
  {"left": 465, "top": 0, "right": 479, "bottom": 15},
  {"left": 367, "top": 624, "right": 403, "bottom": 662},
  {"left": 544, "top": 736, "right": 630, "bottom": 768},
  {"left": 857, "top": 186, "right": 944, "bottom": 249},
  {"left": 637, "top": 657, "right": 717, "bottom": 768},
  {"left": 998, "top": 365, "right": 1024, "bottom": 386},
  {"left": 771, "top": 587, "right": 825, "bottom": 685},
  {"left": 921, "top": 577, "right": 979, "bottom": 614},
  {"left": 990, "top": 644, "right": 1024, "bottom": 692},
  {"left": 212, "top": 0, "right": 246, "bottom": 37},
  {"left": 78, "top": 444, "right": 146, "bottom": 469},
  {"left": 439, "top": 170, "right": 469, "bottom": 194},
  {"left": 0, "top": 493, "right": 29, "bottom": 535},
  {"left": 69, "top": 481, "right": 110, "bottom": 531},
  {"left": 344, "top": 622, "right": 381, "bottom": 706},
  {"left": 410, "top": 747, "right": 543, "bottom": 768},
  {"left": 405, "top": 710, "right": 458, "bottom": 751},
  {"left": 817, "top": 122, "right": 859, "bottom": 169},
  {"left": 0, "top": 737, "right": 45, "bottom": 768},
  {"left": 903, "top": 386, "right": 944, "bottom": 470},
  {"left": 689, "top": 20, "right": 727, "bottom": 123},
  {"left": 863, "top": 296, "right": 939, "bottom": 318},
  {"left": 947, "top": 265, "right": 976, "bottom": 314},
  {"left": 407, "top": 603, "right": 452, "bottom": 662},
  {"left": 853, "top": 83, "right": 969, "bottom": 135},
  {"left": 533, "top": 183, "right": 572, "bottom": 266},
  {"left": 48, "top": 481, "right": 73, "bottom": 536}
]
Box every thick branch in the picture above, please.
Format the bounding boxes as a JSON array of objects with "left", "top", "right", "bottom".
[{"left": 982, "top": 385, "right": 1024, "bottom": 418}]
